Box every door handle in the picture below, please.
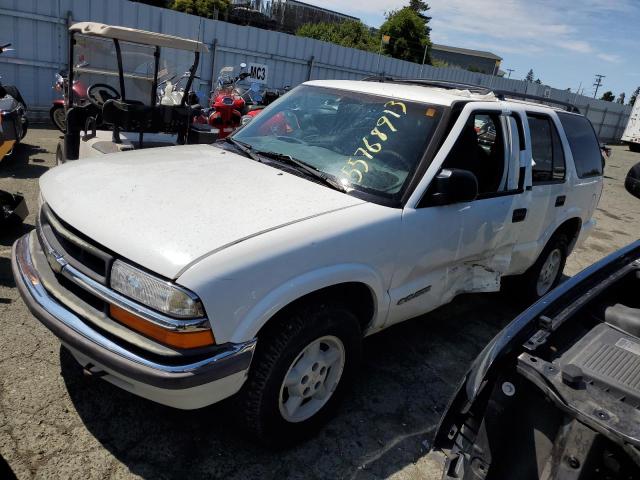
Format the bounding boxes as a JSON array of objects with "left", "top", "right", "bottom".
[
  {"left": 555, "top": 195, "right": 566, "bottom": 207},
  {"left": 512, "top": 208, "right": 527, "bottom": 223}
]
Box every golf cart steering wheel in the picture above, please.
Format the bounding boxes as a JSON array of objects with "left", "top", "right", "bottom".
[{"left": 86, "top": 83, "right": 121, "bottom": 108}]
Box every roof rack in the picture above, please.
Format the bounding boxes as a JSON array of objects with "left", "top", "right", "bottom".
[
  {"left": 493, "top": 90, "right": 580, "bottom": 113},
  {"left": 362, "top": 76, "right": 493, "bottom": 95},
  {"left": 362, "top": 76, "right": 581, "bottom": 114}
]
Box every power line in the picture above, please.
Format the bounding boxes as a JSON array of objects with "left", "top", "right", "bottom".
[
  {"left": 593, "top": 74, "right": 605, "bottom": 98},
  {"left": 505, "top": 68, "right": 514, "bottom": 78}
]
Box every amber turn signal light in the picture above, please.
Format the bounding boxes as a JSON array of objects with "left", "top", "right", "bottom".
[{"left": 109, "top": 304, "right": 215, "bottom": 349}]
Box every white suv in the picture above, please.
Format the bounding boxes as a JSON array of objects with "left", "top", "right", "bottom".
[{"left": 12, "top": 79, "right": 604, "bottom": 444}]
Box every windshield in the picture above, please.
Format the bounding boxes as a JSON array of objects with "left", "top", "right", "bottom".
[
  {"left": 73, "top": 34, "right": 202, "bottom": 105},
  {"left": 232, "top": 85, "right": 443, "bottom": 198}
]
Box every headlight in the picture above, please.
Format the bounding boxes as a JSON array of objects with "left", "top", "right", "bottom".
[{"left": 110, "top": 260, "right": 204, "bottom": 318}]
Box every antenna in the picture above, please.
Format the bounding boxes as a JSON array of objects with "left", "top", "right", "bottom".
[{"left": 593, "top": 74, "right": 605, "bottom": 98}]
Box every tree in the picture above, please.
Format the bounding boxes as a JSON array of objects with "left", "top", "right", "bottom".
[
  {"left": 630, "top": 87, "right": 640, "bottom": 106},
  {"left": 408, "top": 0, "right": 432, "bottom": 24},
  {"left": 380, "top": 7, "right": 431, "bottom": 64},
  {"left": 297, "top": 21, "right": 379, "bottom": 53},
  {"left": 616, "top": 92, "right": 626, "bottom": 104},
  {"left": 525, "top": 69, "right": 535, "bottom": 82},
  {"left": 534, "top": 78, "right": 542, "bottom": 84},
  {"left": 170, "top": 0, "right": 230, "bottom": 17},
  {"left": 600, "top": 91, "right": 615, "bottom": 102}
]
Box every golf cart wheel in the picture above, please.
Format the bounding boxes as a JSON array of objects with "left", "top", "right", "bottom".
[
  {"left": 55, "top": 143, "right": 65, "bottom": 166},
  {"left": 239, "top": 300, "right": 362, "bottom": 446},
  {"left": 629, "top": 143, "right": 640, "bottom": 153},
  {"left": 517, "top": 233, "right": 569, "bottom": 303},
  {"left": 50, "top": 105, "right": 66, "bottom": 133}
]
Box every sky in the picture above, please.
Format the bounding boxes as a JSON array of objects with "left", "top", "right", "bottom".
[{"left": 303, "top": 0, "right": 640, "bottom": 101}]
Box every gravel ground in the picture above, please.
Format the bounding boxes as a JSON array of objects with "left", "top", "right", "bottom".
[{"left": 0, "top": 127, "right": 639, "bottom": 480}]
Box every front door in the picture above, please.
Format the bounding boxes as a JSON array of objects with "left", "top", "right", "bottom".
[{"left": 386, "top": 107, "right": 526, "bottom": 326}]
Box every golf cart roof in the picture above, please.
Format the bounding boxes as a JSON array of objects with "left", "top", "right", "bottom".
[{"left": 69, "top": 22, "right": 208, "bottom": 53}]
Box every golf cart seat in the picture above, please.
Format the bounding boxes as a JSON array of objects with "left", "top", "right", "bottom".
[
  {"left": 102, "top": 99, "right": 194, "bottom": 134},
  {"left": 102, "top": 99, "right": 157, "bottom": 132}
]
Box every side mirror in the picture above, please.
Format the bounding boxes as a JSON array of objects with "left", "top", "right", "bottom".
[
  {"left": 625, "top": 162, "right": 640, "bottom": 199},
  {"left": 427, "top": 168, "right": 478, "bottom": 206}
]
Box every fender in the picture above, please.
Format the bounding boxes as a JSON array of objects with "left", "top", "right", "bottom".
[
  {"left": 512, "top": 209, "right": 585, "bottom": 275},
  {"left": 538, "top": 207, "right": 584, "bottom": 254},
  {"left": 229, "top": 263, "right": 390, "bottom": 344},
  {"left": 52, "top": 99, "right": 64, "bottom": 106}
]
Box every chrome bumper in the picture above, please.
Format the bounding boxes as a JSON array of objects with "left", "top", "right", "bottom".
[{"left": 12, "top": 233, "right": 256, "bottom": 390}]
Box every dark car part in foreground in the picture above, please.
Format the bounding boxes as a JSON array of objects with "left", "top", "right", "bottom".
[
  {"left": 626, "top": 162, "right": 640, "bottom": 200},
  {"left": 434, "top": 240, "right": 640, "bottom": 479},
  {"left": 0, "top": 190, "right": 28, "bottom": 226}
]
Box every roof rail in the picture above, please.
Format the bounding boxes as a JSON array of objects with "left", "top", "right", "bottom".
[
  {"left": 362, "top": 76, "right": 493, "bottom": 95},
  {"left": 493, "top": 90, "right": 580, "bottom": 113},
  {"left": 362, "top": 76, "right": 582, "bottom": 114}
]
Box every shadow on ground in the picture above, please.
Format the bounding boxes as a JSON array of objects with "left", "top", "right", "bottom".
[
  {"left": 61, "top": 291, "right": 525, "bottom": 479},
  {"left": 0, "top": 140, "right": 49, "bottom": 180}
]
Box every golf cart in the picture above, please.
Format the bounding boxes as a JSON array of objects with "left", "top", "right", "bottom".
[{"left": 57, "top": 22, "right": 215, "bottom": 164}]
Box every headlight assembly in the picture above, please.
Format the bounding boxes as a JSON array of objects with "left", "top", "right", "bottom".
[{"left": 110, "top": 260, "right": 205, "bottom": 319}]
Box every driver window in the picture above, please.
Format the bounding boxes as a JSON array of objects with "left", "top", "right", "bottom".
[{"left": 441, "top": 112, "right": 507, "bottom": 195}]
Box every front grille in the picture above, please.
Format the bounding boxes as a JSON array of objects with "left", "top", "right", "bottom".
[{"left": 39, "top": 204, "right": 114, "bottom": 284}]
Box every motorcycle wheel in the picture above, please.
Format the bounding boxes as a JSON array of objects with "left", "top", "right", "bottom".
[
  {"left": 19, "top": 117, "right": 28, "bottom": 141},
  {"left": 50, "top": 105, "right": 66, "bottom": 133}
]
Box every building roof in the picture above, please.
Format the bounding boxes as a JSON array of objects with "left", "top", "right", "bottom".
[
  {"left": 285, "top": 0, "right": 360, "bottom": 21},
  {"left": 431, "top": 43, "right": 502, "bottom": 61}
]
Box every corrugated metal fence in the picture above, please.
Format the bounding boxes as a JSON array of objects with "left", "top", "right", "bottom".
[{"left": 0, "top": 0, "right": 632, "bottom": 142}]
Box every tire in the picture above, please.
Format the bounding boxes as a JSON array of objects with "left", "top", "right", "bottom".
[
  {"left": 238, "top": 301, "right": 362, "bottom": 446},
  {"left": 629, "top": 143, "right": 640, "bottom": 153},
  {"left": 18, "top": 117, "right": 27, "bottom": 141},
  {"left": 55, "top": 143, "right": 65, "bottom": 166},
  {"left": 50, "top": 105, "right": 66, "bottom": 133},
  {"left": 516, "top": 234, "right": 569, "bottom": 303},
  {"left": 626, "top": 162, "right": 640, "bottom": 199}
]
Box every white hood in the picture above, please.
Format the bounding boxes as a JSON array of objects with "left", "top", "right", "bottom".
[{"left": 40, "top": 145, "right": 364, "bottom": 278}]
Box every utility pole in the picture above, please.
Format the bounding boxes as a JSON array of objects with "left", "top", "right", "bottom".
[
  {"left": 505, "top": 68, "right": 514, "bottom": 78},
  {"left": 419, "top": 42, "right": 428, "bottom": 78},
  {"left": 593, "top": 74, "right": 605, "bottom": 98}
]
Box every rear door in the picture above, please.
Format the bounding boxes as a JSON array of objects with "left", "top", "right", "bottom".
[{"left": 516, "top": 112, "right": 569, "bottom": 253}]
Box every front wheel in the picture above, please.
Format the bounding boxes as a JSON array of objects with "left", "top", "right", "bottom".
[{"left": 238, "top": 301, "right": 362, "bottom": 446}]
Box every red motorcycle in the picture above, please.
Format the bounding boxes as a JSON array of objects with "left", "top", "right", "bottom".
[
  {"left": 207, "top": 66, "right": 252, "bottom": 139},
  {"left": 50, "top": 70, "right": 88, "bottom": 133}
]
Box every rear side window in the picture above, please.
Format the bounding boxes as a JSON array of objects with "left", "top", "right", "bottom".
[
  {"left": 557, "top": 113, "right": 603, "bottom": 178},
  {"left": 527, "top": 114, "right": 565, "bottom": 183}
]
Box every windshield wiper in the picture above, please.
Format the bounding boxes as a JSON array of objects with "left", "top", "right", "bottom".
[
  {"left": 224, "top": 137, "right": 260, "bottom": 161},
  {"left": 255, "top": 150, "right": 347, "bottom": 193}
]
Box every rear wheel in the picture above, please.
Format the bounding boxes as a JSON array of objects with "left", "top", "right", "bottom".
[
  {"left": 629, "top": 142, "right": 640, "bottom": 153},
  {"left": 238, "top": 301, "right": 362, "bottom": 446},
  {"left": 50, "top": 105, "right": 66, "bottom": 133},
  {"left": 516, "top": 234, "right": 569, "bottom": 303}
]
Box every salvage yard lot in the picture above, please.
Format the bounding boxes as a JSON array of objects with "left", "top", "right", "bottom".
[{"left": 1, "top": 127, "right": 639, "bottom": 480}]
